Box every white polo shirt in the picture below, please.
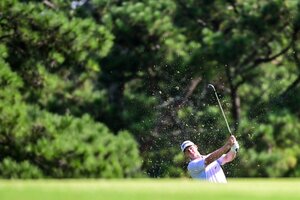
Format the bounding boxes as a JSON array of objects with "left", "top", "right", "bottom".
[{"left": 187, "top": 154, "right": 227, "bottom": 183}]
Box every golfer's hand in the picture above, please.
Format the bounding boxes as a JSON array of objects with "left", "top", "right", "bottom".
[
  {"left": 226, "top": 135, "right": 236, "bottom": 147},
  {"left": 231, "top": 141, "right": 239, "bottom": 152},
  {"left": 229, "top": 135, "right": 239, "bottom": 153}
]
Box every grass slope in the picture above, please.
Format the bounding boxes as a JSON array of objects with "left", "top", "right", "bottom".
[{"left": 0, "top": 178, "right": 299, "bottom": 200}]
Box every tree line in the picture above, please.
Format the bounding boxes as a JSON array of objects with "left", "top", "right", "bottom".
[{"left": 0, "top": 0, "right": 300, "bottom": 178}]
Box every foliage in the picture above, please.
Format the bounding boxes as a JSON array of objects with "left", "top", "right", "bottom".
[
  {"left": 1, "top": 0, "right": 300, "bottom": 178},
  {"left": 0, "top": 0, "right": 141, "bottom": 178}
]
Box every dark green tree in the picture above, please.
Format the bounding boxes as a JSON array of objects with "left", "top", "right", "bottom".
[{"left": 0, "top": 0, "right": 141, "bottom": 178}]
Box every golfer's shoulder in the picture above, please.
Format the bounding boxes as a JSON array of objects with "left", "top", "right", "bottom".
[
  {"left": 188, "top": 157, "right": 206, "bottom": 172},
  {"left": 188, "top": 157, "right": 205, "bottom": 167}
]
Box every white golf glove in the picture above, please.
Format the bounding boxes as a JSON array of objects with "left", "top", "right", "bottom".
[{"left": 231, "top": 141, "right": 239, "bottom": 153}]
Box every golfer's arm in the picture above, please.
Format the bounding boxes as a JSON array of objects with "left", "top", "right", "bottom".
[
  {"left": 205, "top": 144, "right": 231, "bottom": 166},
  {"left": 222, "top": 150, "right": 236, "bottom": 165}
]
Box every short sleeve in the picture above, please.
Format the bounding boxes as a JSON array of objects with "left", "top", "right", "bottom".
[{"left": 217, "top": 154, "right": 226, "bottom": 166}]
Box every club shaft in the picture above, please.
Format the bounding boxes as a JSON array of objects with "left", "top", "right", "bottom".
[{"left": 208, "top": 84, "right": 232, "bottom": 135}]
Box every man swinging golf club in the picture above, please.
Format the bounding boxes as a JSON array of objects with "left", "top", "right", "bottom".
[
  {"left": 181, "top": 136, "right": 239, "bottom": 183},
  {"left": 181, "top": 84, "right": 239, "bottom": 183}
]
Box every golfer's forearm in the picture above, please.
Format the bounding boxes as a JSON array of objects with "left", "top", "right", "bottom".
[
  {"left": 228, "top": 150, "right": 236, "bottom": 159},
  {"left": 223, "top": 151, "right": 236, "bottom": 164},
  {"left": 205, "top": 144, "right": 231, "bottom": 166}
]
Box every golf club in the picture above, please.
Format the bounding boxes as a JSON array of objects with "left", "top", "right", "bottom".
[
  {"left": 208, "top": 84, "right": 239, "bottom": 152},
  {"left": 208, "top": 84, "right": 232, "bottom": 135}
]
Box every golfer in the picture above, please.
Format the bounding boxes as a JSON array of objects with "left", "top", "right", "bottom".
[{"left": 181, "top": 135, "right": 239, "bottom": 183}]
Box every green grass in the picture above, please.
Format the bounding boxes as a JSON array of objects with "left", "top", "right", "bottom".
[{"left": 0, "top": 178, "right": 300, "bottom": 200}]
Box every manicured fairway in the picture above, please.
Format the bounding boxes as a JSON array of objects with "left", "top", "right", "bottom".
[{"left": 0, "top": 179, "right": 299, "bottom": 200}]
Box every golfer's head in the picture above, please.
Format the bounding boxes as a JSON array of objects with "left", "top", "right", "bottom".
[
  {"left": 181, "top": 140, "right": 194, "bottom": 152},
  {"left": 181, "top": 140, "right": 200, "bottom": 160}
]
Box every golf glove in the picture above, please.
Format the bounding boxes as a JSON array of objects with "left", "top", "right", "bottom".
[{"left": 231, "top": 141, "right": 239, "bottom": 153}]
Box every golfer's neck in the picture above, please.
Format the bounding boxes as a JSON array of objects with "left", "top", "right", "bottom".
[{"left": 190, "top": 153, "right": 202, "bottom": 160}]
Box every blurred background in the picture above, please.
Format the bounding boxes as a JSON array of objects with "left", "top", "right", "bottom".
[{"left": 0, "top": 0, "right": 300, "bottom": 179}]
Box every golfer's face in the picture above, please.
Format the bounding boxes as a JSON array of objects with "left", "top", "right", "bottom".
[{"left": 184, "top": 145, "right": 199, "bottom": 160}]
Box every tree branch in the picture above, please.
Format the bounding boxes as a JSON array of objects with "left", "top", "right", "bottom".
[
  {"left": 0, "top": 34, "right": 11, "bottom": 41},
  {"left": 236, "top": 41, "right": 293, "bottom": 88},
  {"left": 279, "top": 75, "right": 300, "bottom": 99},
  {"left": 43, "top": 0, "right": 56, "bottom": 9},
  {"left": 225, "top": 65, "right": 240, "bottom": 131},
  {"left": 177, "top": 0, "right": 208, "bottom": 27},
  {"left": 255, "top": 46, "right": 290, "bottom": 64},
  {"left": 156, "top": 77, "right": 202, "bottom": 109},
  {"left": 228, "top": 0, "right": 239, "bottom": 15},
  {"left": 278, "top": 38, "right": 300, "bottom": 98}
]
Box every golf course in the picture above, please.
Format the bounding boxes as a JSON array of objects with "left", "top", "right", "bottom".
[
  {"left": 0, "top": 179, "right": 299, "bottom": 200},
  {"left": 2, "top": 1, "right": 300, "bottom": 197}
]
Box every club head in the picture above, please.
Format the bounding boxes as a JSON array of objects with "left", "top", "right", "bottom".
[{"left": 208, "top": 84, "right": 216, "bottom": 91}]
